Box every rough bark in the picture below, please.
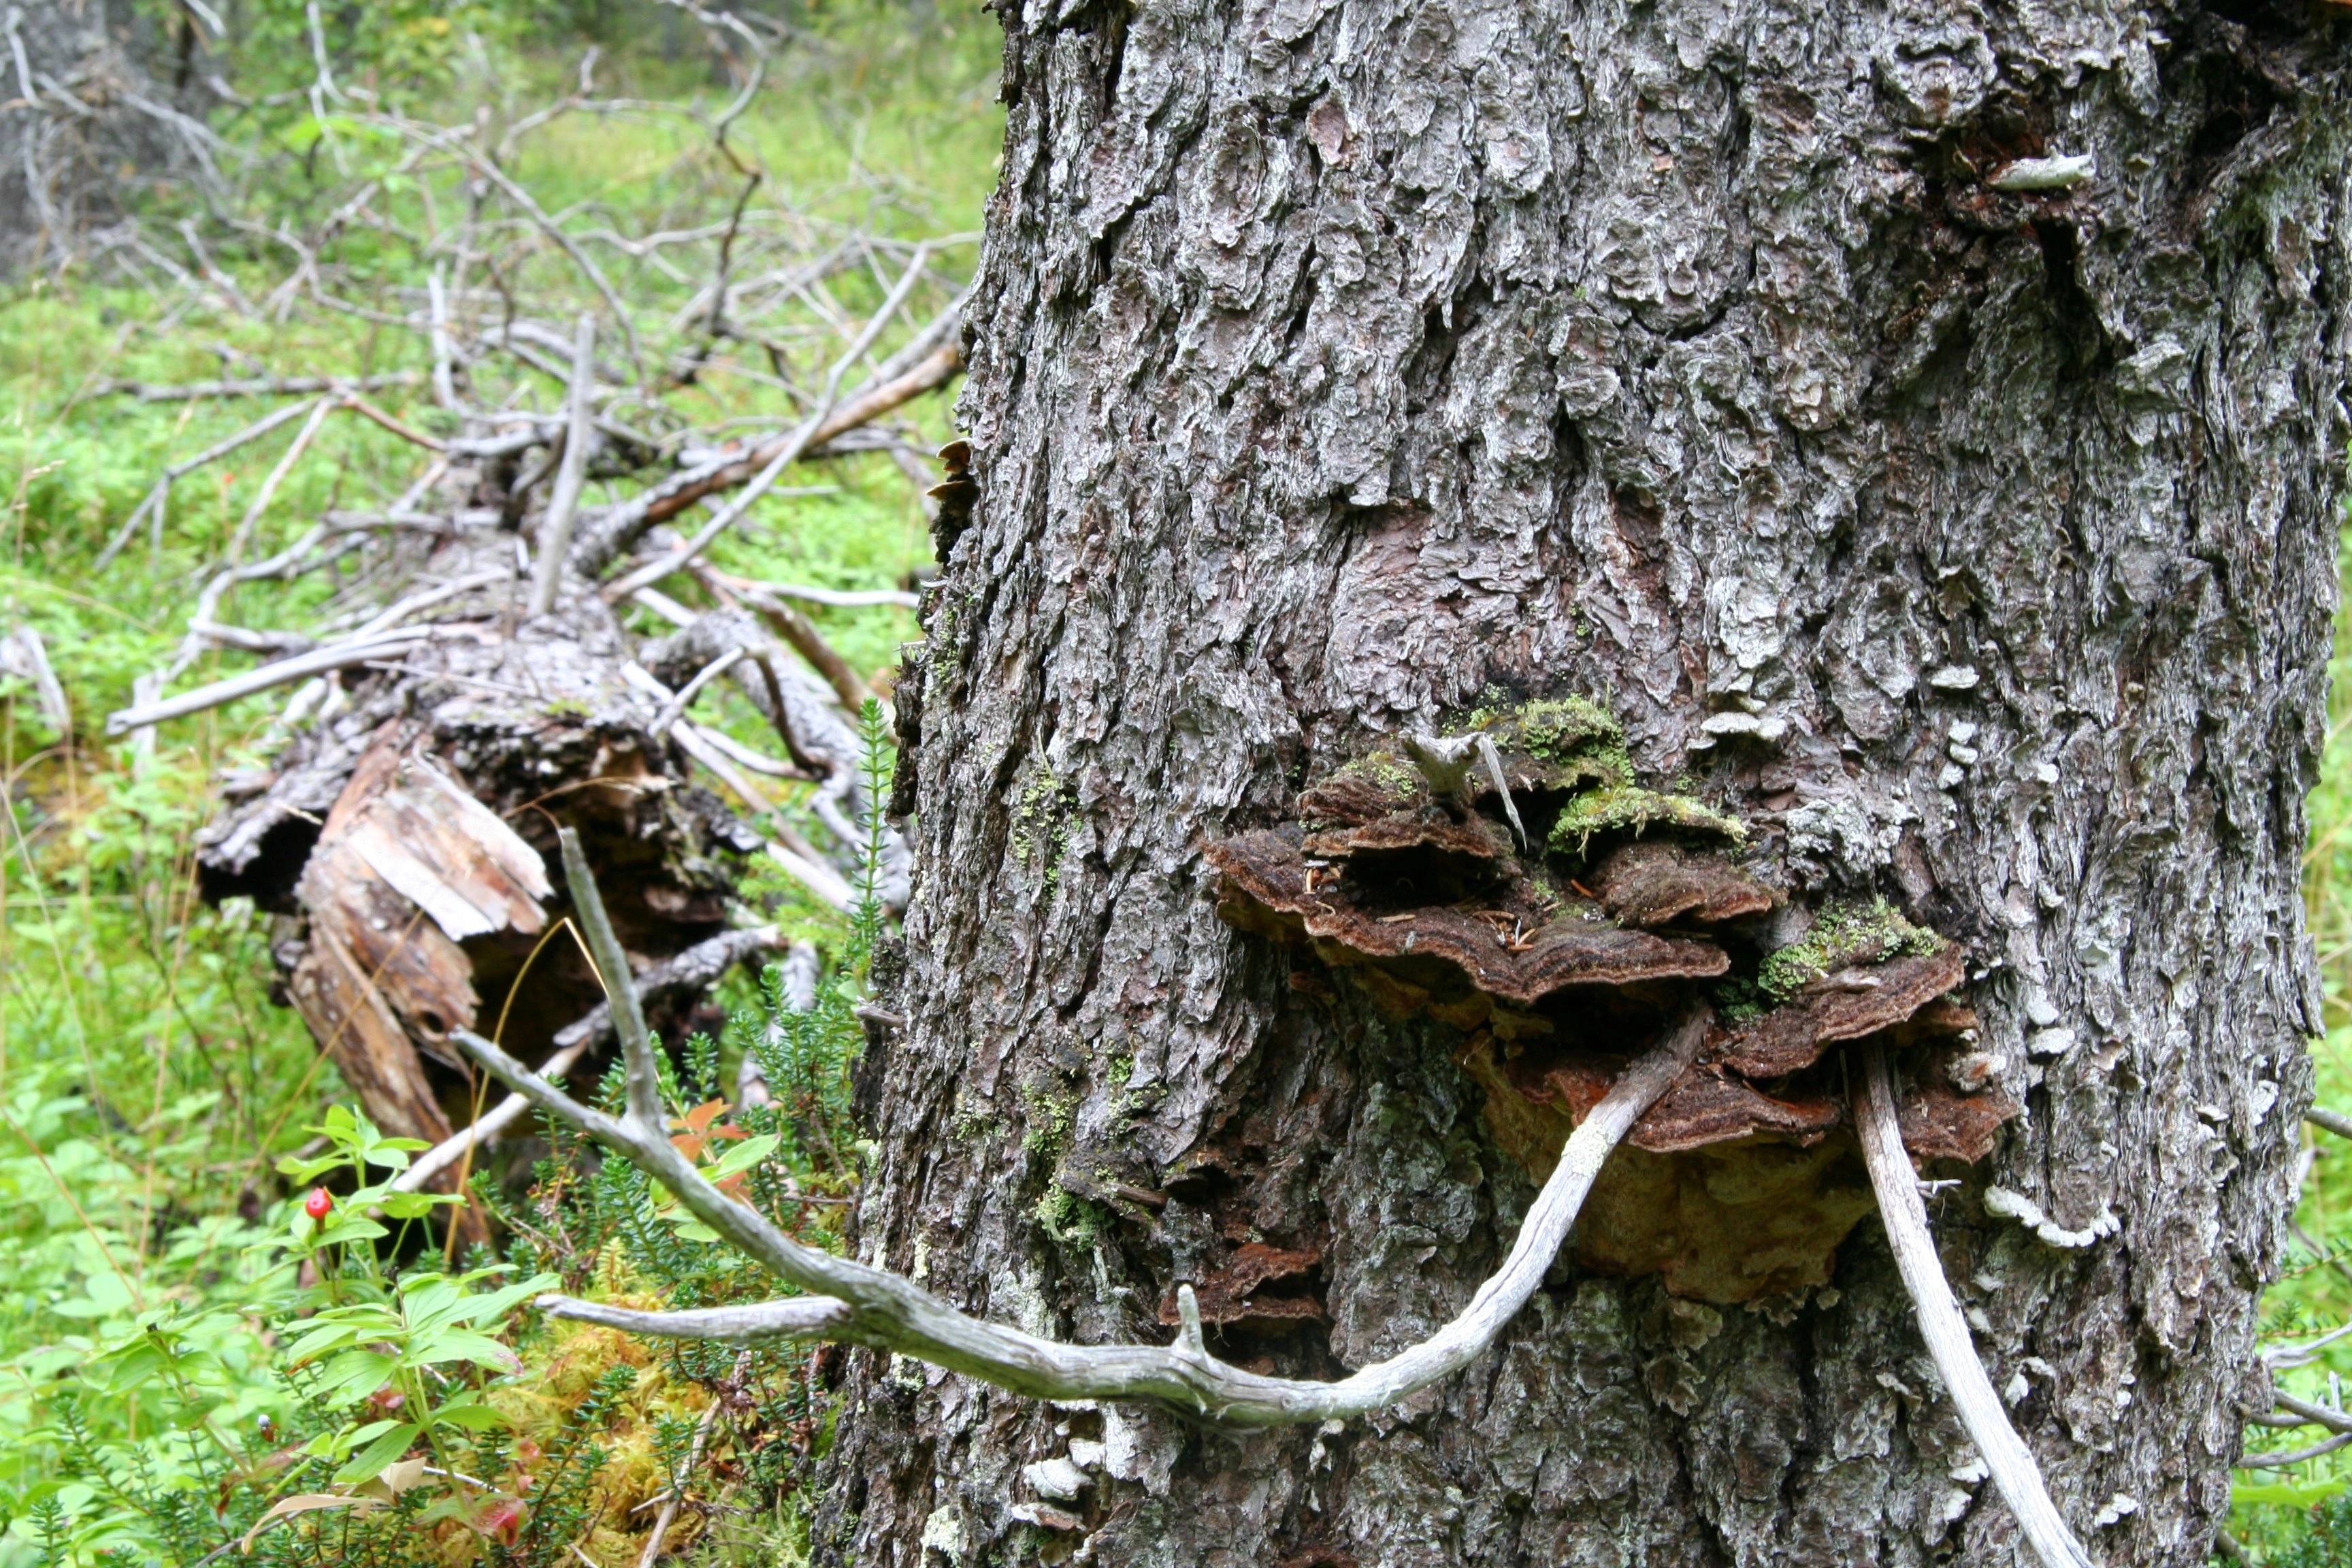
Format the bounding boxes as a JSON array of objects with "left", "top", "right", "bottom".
[
  {"left": 832, "top": 1, "right": 2352, "bottom": 1564},
  {"left": 1, "top": 0, "right": 216, "bottom": 274}
]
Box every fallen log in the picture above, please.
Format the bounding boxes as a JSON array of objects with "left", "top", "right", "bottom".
[{"left": 113, "top": 95, "right": 965, "bottom": 1205}]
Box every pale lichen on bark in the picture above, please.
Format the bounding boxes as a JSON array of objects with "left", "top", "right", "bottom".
[{"left": 833, "top": 0, "right": 2352, "bottom": 1562}]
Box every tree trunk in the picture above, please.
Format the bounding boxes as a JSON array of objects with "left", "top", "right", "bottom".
[
  {"left": 832, "top": 1, "right": 2351, "bottom": 1563},
  {"left": 1, "top": 0, "right": 215, "bottom": 274}
]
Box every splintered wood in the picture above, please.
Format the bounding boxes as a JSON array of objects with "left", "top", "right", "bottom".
[{"left": 288, "top": 734, "right": 554, "bottom": 1144}]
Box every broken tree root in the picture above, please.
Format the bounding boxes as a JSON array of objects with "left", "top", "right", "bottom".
[{"left": 452, "top": 827, "right": 1708, "bottom": 1429}]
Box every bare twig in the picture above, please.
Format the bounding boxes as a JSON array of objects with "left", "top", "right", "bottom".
[
  {"left": 649, "top": 647, "right": 747, "bottom": 738},
  {"left": 453, "top": 845, "right": 1703, "bottom": 1430},
  {"left": 704, "top": 568, "right": 873, "bottom": 713},
  {"left": 340, "top": 393, "right": 445, "bottom": 451},
  {"left": 685, "top": 722, "right": 813, "bottom": 780},
  {"left": 636, "top": 1351, "right": 748, "bottom": 1568},
  {"left": 105, "top": 634, "right": 427, "bottom": 736},
  {"left": 703, "top": 572, "right": 919, "bottom": 610},
  {"left": 2237, "top": 1431, "right": 2352, "bottom": 1469},
  {"left": 225, "top": 395, "right": 335, "bottom": 557},
  {"left": 1855, "top": 1044, "right": 2095, "bottom": 1568},
  {"left": 762, "top": 838, "right": 854, "bottom": 912},
  {"left": 2309, "top": 1106, "right": 2352, "bottom": 1142},
  {"left": 591, "top": 271, "right": 949, "bottom": 595},
  {"left": 97, "top": 372, "right": 423, "bottom": 402},
  {"left": 94, "top": 397, "right": 322, "bottom": 568},
  {"left": 529, "top": 314, "right": 599, "bottom": 616},
  {"left": 392, "top": 1039, "right": 592, "bottom": 1194},
  {"left": 2271, "top": 1390, "right": 2352, "bottom": 1435},
  {"left": 0, "top": 624, "right": 71, "bottom": 734},
  {"left": 427, "top": 263, "right": 458, "bottom": 410}
]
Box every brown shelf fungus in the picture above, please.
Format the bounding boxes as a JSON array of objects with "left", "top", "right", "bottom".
[{"left": 1204, "top": 699, "right": 2021, "bottom": 1308}]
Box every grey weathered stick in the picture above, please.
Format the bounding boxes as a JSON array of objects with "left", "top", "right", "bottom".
[
  {"left": 226, "top": 395, "right": 335, "bottom": 558},
  {"left": 528, "top": 314, "right": 598, "bottom": 617},
  {"left": 391, "top": 1039, "right": 593, "bottom": 1195},
  {"left": 427, "top": 263, "right": 458, "bottom": 410},
  {"left": 2236, "top": 1431, "right": 2352, "bottom": 1469},
  {"left": 2268, "top": 1390, "right": 2352, "bottom": 1436},
  {"left": 1855, "top": 1043, "right": 2097, "bottom": 1568},
  {"left": 105, "top": 634, "right": 425, "bottom": 735},
  {"left": 649, "top": 646, "right": 747, "bottom": 738},
  {"left": 1, "top": 625, "right": 71, "bottom": 734},
  {"left": 97, "top": 372, "right": 422, "bottom": 402},
  {"left": 596, "top": 249, "right": 935, "bottom": 601},
  {"left": 455, "top": 851, "right": 1700, "bottom": 1428},
  {"left": 2308, "top": 1106, "right": 2352, "bottom": 1142},
  {"left": 709, "top": 568, "right": 875, "bottom": 713},
  {"left": 706, "top": 574, "right": 921, "bottom": 610},
  {"left": 545, "top": 1296, "right": 851, "bottom": 1342},
  {"left": 93, "top": 395, "right": 322, "bottom": 569}
]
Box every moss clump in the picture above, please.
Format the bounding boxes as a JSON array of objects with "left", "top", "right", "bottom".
[
  {"left": 1035, "top": 1188, "right": 1108, "bottom": 1246},
  {"left": 1757, "top": 897, "right": 1944, "bottom": 1000},
  {"left": 1011, "top": 765, "right": 1078, "bottom": 885},
  {"left": 1301, "top": 751, "right": 1430, "bottom": 828},
  {"left": 1021, "top": 1084, "right": 1077, "bottom": 1158},
  {"left": 1474, "top": 697, "right": 1635, "bottom": 796},
  {"left": 1548, "top": 784, "right": 1745, "bottom": 856},
  {"left": 1712, "top": 975, "right": 1769, "bottom": 1025},
  {"left": 1505, "top": 696, "right": 1621, "bottom": 761}
]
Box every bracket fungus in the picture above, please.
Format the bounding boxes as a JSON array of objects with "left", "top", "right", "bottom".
[{"left": 1205, "top": 697, "right": 2019, "bottom": 1308}]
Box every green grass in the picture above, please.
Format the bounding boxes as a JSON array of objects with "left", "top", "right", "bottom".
[{"left": 0, "top": 7, "right": 1002, "bottom": 1561}]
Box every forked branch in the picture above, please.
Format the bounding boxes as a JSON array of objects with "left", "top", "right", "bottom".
[
  {"left": 1855, "top": 1043, "right": 2096, "bottom": 1568},
  {"left": 451, "top": 829, "right": 1704, "bottom": 1428}
]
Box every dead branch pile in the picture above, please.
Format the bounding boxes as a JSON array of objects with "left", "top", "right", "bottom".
[{"left": 93, "top": 12, "right": 964, "bottom": 1194}]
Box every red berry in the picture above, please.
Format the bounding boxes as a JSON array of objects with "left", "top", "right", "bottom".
[{"left": 304, "top": 1188, "right": 333, "bottom": 1220}]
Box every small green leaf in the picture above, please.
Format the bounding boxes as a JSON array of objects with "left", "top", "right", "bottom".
[
  {"left": 705, "top": 1133, "right": 781, "bottom": 1181},
  {"left": 429, "top": 1399, "right": 509, "bottom": 1432},
  {"left": 333, "top": 1422, "right": 421, "bottom": 1486}
]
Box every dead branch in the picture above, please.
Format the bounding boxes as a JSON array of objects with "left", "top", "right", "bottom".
[
  {"left": 1855, "top": 1043, "right": 2095, "bottom": 1568},
  {"left": 97, "top": 372, "right": 424, "bottom": 402},
  {"left": 527, "top": 315, "right": 599, "bottom": 616},
  {"left": 453, "top": 831, "right": 1708, "bottom": 1429},
  {"left": 2308, "top": 1106, "right": 2352, "bottom": 1141},
  {"left": 105, "top": 633, "right": 431, "bottom": 735},
  {"left": 94, "top": 396, "right": 321, "bottom": 568},
  {"left": 393, "top": 924, "right": 787, "bottom": 1194},
  {"left": 0, "top": 623, "right": 71, "bottom": 732},
  {"left": 704, "top": 571, "right": 919, "bottom": 610},
  {"left": 700, "top": 567, "right": 873, "bottom": 714},
  {"left": 571, "top": 292, "right": 960, "bottom": 582}
]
